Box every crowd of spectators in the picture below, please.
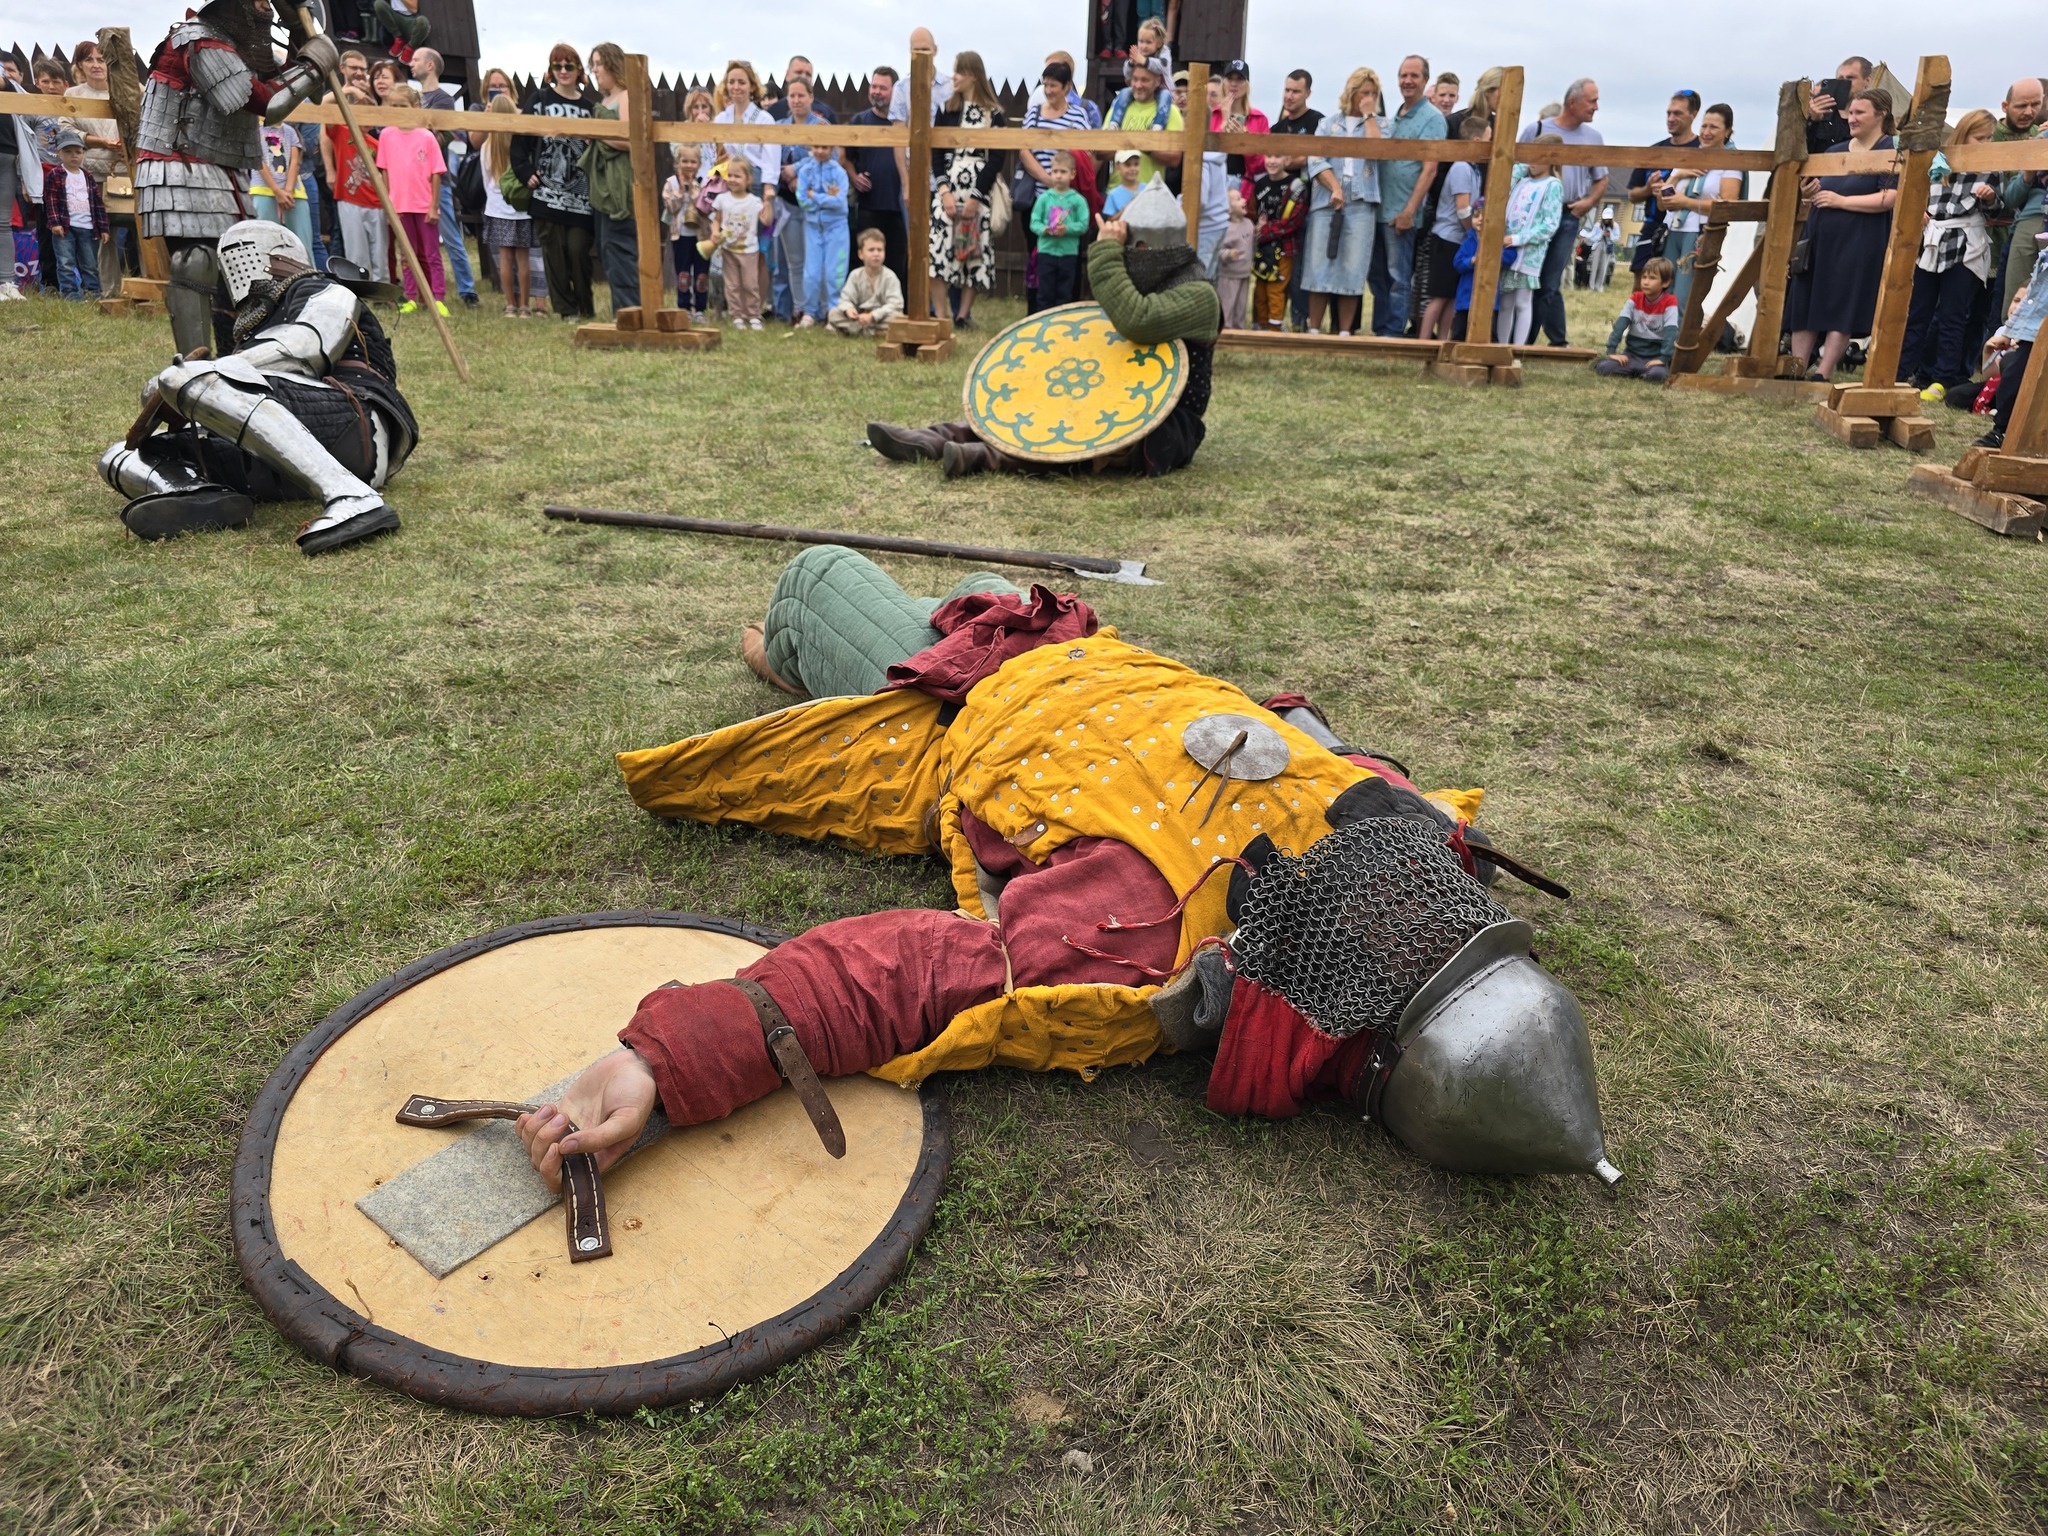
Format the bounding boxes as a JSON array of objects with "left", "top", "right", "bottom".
[{"left": 4, "top": 31, "right": 2047, "bottom": 422}]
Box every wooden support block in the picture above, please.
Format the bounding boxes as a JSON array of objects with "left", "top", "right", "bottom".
[
  {"left": 1885, "top": 415, "right": 1937, "bottom": 452},
  {"left": 120, "top": 277, "right": 167, "bottom": 302},
  {"left": 876, "top": 341, "right": 908, "bottom": 362},
  {"left": 613, "top": 306, "right": 644, "bottom": 332},
  {"left": 887, "top": 317, "right": 950, "bottom": 344},
  {"left": 653, "top": 309, "right": 694, "bottom": 333},
  {"left": 1489, "top": 362, "right": 1524, "bottom": 388},
  {"left": 1723, "top": 355, "right": 1784, "bottom": 378},
  {"left": 573, "top": 323, "right": 721, "bottom": 350},
  {"left": 1447, "top": 342, "right": 1515, "bottom": 367},
  {"left": 914, "top": 336, "right": 957, "bottom": 363},
  {"left": 1815, "top": 404, "right": 1880, "bottom": 448},
  {"left": 1666, "top": 371, "right": 1831, "bottom": 403},
  {"left": 1909, "top": 463, "right": 2047, "bottom": 536},
  {"left": 1752, "top": 378, "right": 1833, "bottom": 404},
  {"left": 133, "top": 301, "right": 164, "bottom": 319},
  {"left": 98, "top": 296, "right": 134, "bottom": 317},
  {"left": 1970, "top": 453, "right": 2048, "bottom": 495},
  {"left": 1425, "top": 361, "right": 1493, "bottom": 387},
  {"left": 1831, "top": 384, "right": 1920, "bottom": 418}
]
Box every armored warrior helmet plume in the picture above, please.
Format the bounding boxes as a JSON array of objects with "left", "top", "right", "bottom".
[{"left": 219, "top": 219, "right": 311, "bottom": 302}]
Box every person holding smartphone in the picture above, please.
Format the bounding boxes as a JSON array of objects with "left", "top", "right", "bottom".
[{"left": 1805, "top": 57, "right": 1873, "bottom": 153}]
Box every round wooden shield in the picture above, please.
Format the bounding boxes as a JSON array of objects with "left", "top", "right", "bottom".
[
  {"left": 963, "top": 301, "right": 1190, "bottom": 464},
  {"left": 233, "top": 912, "right": 949, "bottom": 1416}
]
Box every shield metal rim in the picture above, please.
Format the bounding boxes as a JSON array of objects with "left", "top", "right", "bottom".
[
  {"left": 962, "top": 300, "right": 1191, "bottom": 465},
  {"left": 231, "top": 910, "right": 952, "bottom": 1417}
]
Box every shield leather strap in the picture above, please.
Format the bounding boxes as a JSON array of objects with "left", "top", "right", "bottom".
[
  {"left": 394, "top": 1095, "right": 612, "bottom": 1262},
  {"left": 730, "top": 977, "right": 848, "bottom": 1159}
]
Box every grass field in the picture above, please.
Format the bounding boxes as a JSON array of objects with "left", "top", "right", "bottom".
[{"left": 3, "top": 280, "right": 2047, "bottom": 1536}]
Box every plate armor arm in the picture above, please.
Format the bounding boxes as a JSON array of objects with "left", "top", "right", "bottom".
[
  {"left": 235, "top": 280, "right": 363, "bottom": 377},
  {"left": 187, "top": 39, "right": 261, "bottom": 117},
  {"left": 261, "top": 37, "right": 337, "bottom": 125}
]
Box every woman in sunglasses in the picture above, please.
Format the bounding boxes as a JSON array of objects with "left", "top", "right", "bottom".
[{"left": 511, "top": 44, "right": 600, "bottom": 320}]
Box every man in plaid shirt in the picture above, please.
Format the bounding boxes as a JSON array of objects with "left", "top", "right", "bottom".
[{"left": 43, "top": 128, "right": 109, "bottom": 301}]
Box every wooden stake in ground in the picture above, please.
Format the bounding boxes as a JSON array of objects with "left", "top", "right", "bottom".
[
  {"left": 905, "top": 49, "right": 935, "bottom": 323},
  {"left": 293, "top": 6, "right": 469, "bottom": 382},
  {"left": 1180, "top": 62, "right": 1209, "bottom": 245},
  {"left": 625, "top": 53, "right": 665, "bottom": 321},
  {"left": 1463, "top": 66, "right": 1524, "bottom": 347},
  {"left": 1861, "top": 55, "right": 1950, "bottom": 389},
  {"left": 1733, "top": 80, "right": 1810, "bottom": 379}
]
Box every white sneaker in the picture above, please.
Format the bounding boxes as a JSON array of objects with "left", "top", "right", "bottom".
[
  {"left": 796, "top": 314, "right": 816, "bottom": 330},
  {"left": 749, "top": 317, "right": 763, "bottom": 330},
  {"left": 732, "top": 318, "right": 747, "bottom": 329},
  {"left": 0, "top": 282, "right": 23, "bottom": 302}
]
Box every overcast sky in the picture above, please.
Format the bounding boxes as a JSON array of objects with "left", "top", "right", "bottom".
[{"left": 6, "top": 2, "right": 2040, "bottom": 150}]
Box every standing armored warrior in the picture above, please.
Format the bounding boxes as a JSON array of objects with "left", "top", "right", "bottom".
[
  {"left": 100, "top": 220, "right": 417, "bottom": 553},
  {"left": 134, "top": 0, "right": 337, "bottom": 353}
]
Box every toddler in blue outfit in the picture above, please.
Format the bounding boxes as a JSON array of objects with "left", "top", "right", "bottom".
[{"left": 796, "top": 145, "right": 851, "bottom": 328}]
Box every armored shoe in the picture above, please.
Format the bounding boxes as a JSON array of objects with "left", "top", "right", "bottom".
[
  {"left": 866, "top": 422, "right": 948, "bottom": 462},
  {"left": 297, "top": 500, "right": 401, "bottom": 555},
  {"left": 120, "top": 486, "right": 255, "bottom": 542},
  {"left": 741, "top": 621, "right": 804, "bottom": 695}
]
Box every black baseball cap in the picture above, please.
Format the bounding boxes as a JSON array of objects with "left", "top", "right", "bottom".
[{"left": 1224, "top": 58, "right": 1250, "bottom": 79}]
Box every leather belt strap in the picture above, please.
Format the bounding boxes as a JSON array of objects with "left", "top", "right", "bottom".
[
  {"left": 729, "top": 977, "right": 847, "bottom": 1159},
  {"left": 395, "top": 1094, "right": 611, "bottom": 1262}
]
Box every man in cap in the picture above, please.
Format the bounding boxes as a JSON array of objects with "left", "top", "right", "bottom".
[
  {"left": 511, "top": 551, "right": 1620, "bottom": 1197},
  {"left": 133, "top": 0, "right": 340, "bottom": 354},
  {"left": 862, "top": 176, "right": 1222, "bottom": 478},
  {"left": 98, "top": 218, "right": 418, "bottom": 555}
]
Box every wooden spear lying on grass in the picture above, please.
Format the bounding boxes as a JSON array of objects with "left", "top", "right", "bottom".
[{"left": 542, "top": 506, "right": 1161, "bottom": 585}]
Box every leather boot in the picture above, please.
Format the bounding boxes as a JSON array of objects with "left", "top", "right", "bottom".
[
  {"left": 930, "top": 421, "right": 981, "bottom": 444},
  {"left": 741, "top": 621, "right": 804, "bottom": 695},
  {"left": 941, "top": 439, "right": 997, "bottom": 478},
  {"left": 866, "top": 422, "right": 947, "bottom": 462}
]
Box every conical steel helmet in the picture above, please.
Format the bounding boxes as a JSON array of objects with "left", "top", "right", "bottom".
[{"left": 1376, "top": 920, "right": 1622, "bottom": 1184}]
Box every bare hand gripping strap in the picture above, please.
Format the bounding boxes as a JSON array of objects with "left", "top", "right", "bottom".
[{"left": 395, "top": 1095, "right": 612, "bottom": 1262}]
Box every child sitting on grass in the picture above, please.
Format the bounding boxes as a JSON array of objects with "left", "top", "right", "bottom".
[
  {"left": 1593, "top": 256, "right": 1679, "bottom": 383},
  {"left": 828, "top": 227, "right": 905, "bottom": 335},
  {"left": 1974, "top": 242, "right": 2048, "bottom": 450},
  {"left": 1029, "top": 150, "right": 1090, "bottom": 309}
]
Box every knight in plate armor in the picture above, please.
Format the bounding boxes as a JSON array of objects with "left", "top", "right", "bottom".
[
  {"left": 134, "top": 0, "right": 338, "bottom": 352},
  {"left": 864, "top": 178, "right": 1221, "bottom": 479},
  {"left": 99, "top": 220, "right": 418, "bottom": 554}
]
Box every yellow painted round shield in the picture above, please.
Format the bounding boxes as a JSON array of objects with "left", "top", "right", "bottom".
[{"left": 963, "top": 302, "right": 1189, "bottom": 465}]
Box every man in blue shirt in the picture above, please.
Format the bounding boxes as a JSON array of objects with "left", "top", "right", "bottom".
[
  {"left": 1370, "top": 55, "right": 1445, "bottom": 337},
  {"left": 1516, "top": 78, "right": 1609, "bottom": 346}
]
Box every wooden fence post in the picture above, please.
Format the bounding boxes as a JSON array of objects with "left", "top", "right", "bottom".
[
  {"left": 1815, "top": 55, "right": 1947, "bottom": 449},
  {"left": 1861, "top": 55, "right": 1948, "bottom": 389},
  {"left": 1181, "top": 62, "right": 1209, "bottom": 245},
  {"left": 1732, "top": 80, "right": 1809, "bottom": 379},
  {"left": 1461, "top": 65, "right": 1523, "bottom": 351},
  {"left": 624, "top": 53, "right": 665, "bottom": 322},
  {"left": 905, "top": 49, "right": 935, "bottom": 322}
]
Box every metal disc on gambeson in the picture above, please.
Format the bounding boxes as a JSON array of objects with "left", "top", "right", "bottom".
[
  {"left": 963, "top": 302, "right": 1189, "bottom": 464},
  {"left": 233, "top": 912, "right": 949, "bottom": 1416},
  {"left": 1182, "top": 714, "right": 1292, "bottom": 781}
]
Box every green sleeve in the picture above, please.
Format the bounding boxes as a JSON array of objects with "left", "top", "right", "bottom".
[{"left": 1087, "top": 240, "right": 1222, "bottom": 344}]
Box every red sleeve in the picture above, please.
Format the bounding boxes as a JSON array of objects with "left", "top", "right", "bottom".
[
  {"left": 620, "top": 909, "right": 1008, "bottom": 1126},
  {"left": 1205, "top": 978, "right": 1371, "bottom": 1118}
]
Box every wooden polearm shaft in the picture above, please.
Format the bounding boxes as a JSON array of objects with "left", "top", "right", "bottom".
[
  {"left": 543, "top": 505, "right": 1132, "bottom": 577},
  {"left": 294, "top": 7, "right": 469, "bottom": 382}
]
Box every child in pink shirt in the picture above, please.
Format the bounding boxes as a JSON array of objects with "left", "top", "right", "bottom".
[{"left": 374, "top": 83, "right": 448, "bottom": 312}]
